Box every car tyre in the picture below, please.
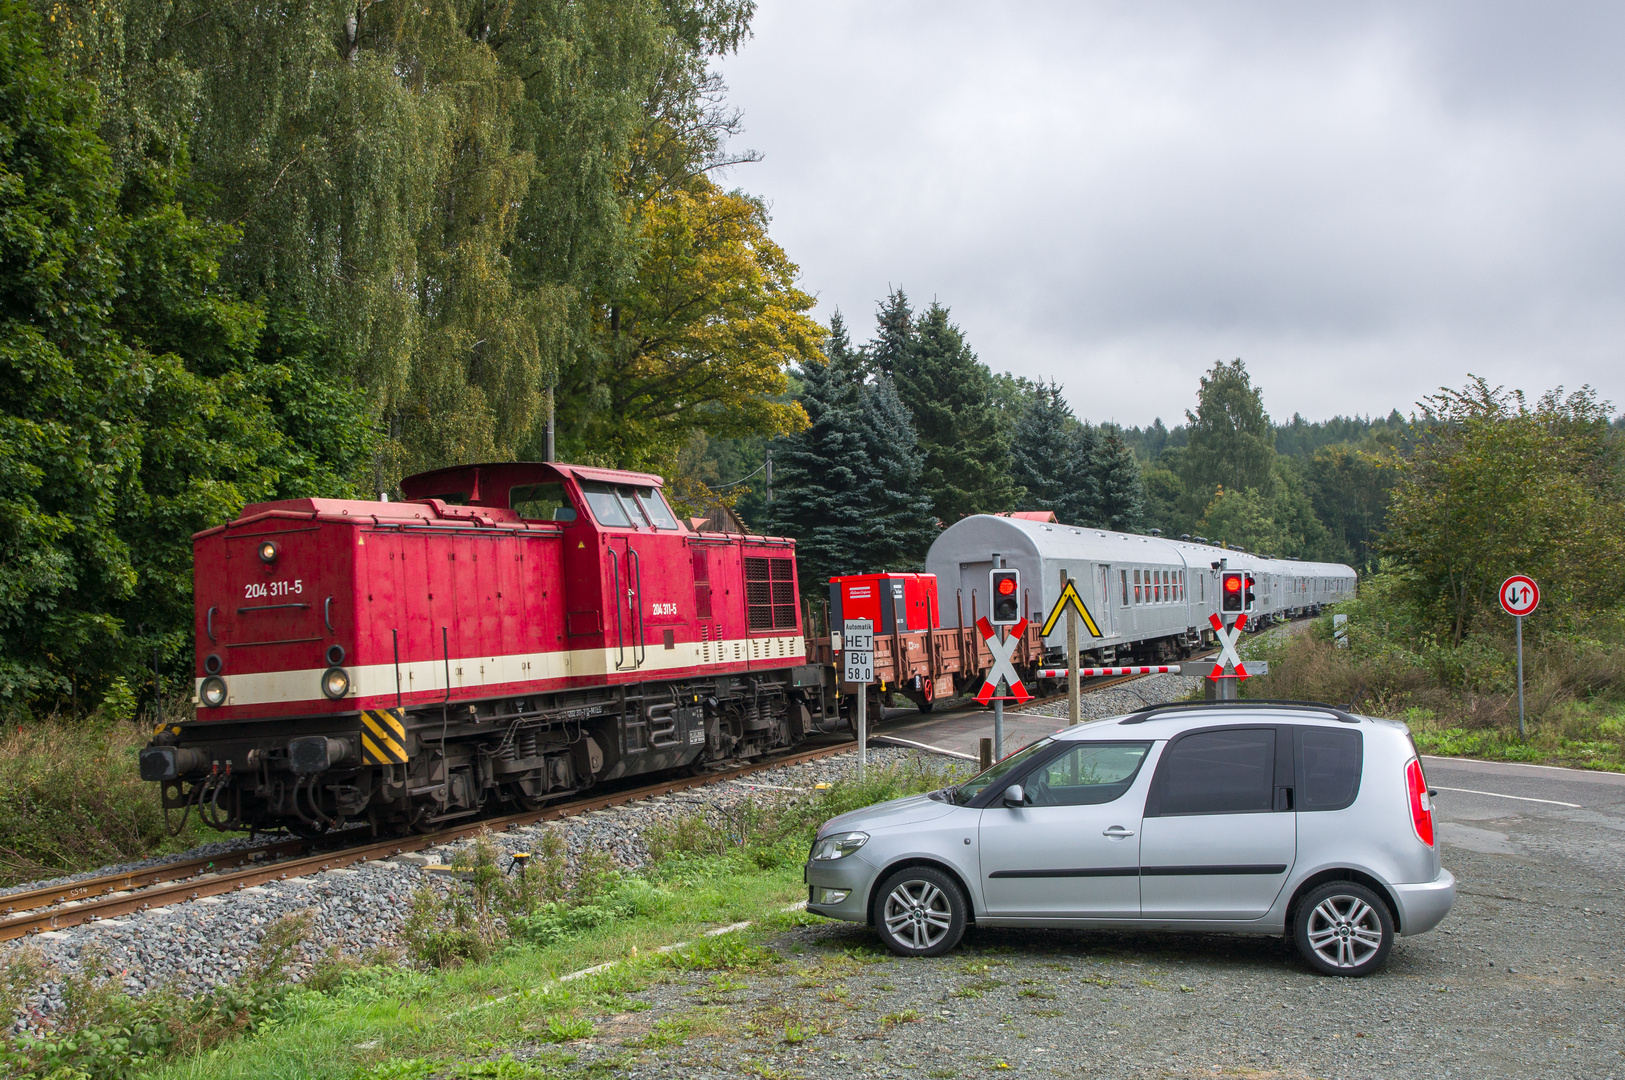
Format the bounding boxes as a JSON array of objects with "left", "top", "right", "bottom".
[
  {"left": 872, "top": 865, "right": 967, "bottom": 957},
  {"left": 1293, "top": 881, "right": 1394, "bottom": 976}
]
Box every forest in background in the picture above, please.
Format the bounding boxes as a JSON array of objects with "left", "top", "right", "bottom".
[{"left": 6, "top": 0, "right": 1624, "bottom": 721}]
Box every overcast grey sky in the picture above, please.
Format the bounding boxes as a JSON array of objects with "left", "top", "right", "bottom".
[{"left": 715, "top": 1, "right": 1625, "bottom": 428}]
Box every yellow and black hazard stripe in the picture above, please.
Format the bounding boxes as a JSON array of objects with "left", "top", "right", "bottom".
[{"left": 360, "top": 708, "right": 409, "bottom": 765}]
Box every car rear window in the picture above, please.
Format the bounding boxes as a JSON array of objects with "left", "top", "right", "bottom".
[
  {"left": 1149, "top": 728, "right": 1276, "bottom": 816},
  {"left": 1297, "top": 727, "right": 1362, "bottom": 810}
]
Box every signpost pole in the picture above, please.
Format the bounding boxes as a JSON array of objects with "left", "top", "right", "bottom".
[
  {"left": 1064, "top": 571, "right": 1081, "bottom": 726},
  {"left": 1498, "top": 576, "right": 1538, "bottom": 740},
  {"left": 1516, "top": 614, "right": 1525, "bottom": 739},
  {"left": 857, "top": 684, "right": 867, "bottom": 780},
  {"left": 993, "top": 626, "right": 1005, "bottom": 759}
]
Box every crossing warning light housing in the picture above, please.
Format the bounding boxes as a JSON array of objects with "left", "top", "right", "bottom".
[
  {"left": 1243, "top": 574, "right": 1257, "bottom": 612},
  {"left": 1221, "top": 570, "right": 1245, "bottom": 614},
  {"left": 990, "top": 568, "right": 1021, "bottom": 625}
]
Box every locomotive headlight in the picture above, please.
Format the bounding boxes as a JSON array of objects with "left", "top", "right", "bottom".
[
  {"left": 200, "top": 676, "right": 228, "bottom": 708},
  {"left": 321, "top": 666, "right": 350, "bottom": 700},
  {"left": 257, "top": 540, "right": 280, "bottom": 564},
  {"left": 810, "top": 831, "right": 869, "bottom": 861}
]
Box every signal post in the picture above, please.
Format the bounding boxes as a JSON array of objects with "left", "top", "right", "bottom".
[
  {"left": 1209, "top": 564, "right": 1256, "bottom": 700},
  {"left": 979, "top": 560, "right": 1028, "bottom": 760}
]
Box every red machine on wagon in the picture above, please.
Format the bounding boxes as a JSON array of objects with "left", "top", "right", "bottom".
[{"left": 141, "top": 463, "right": 828, "bottom": 835}]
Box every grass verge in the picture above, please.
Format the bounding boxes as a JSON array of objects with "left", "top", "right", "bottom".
[
  {"left": 0, "top": 715, "right": 214, "bottom": 889},
  {"left": 3, "top": 753, "right": 965, "bottom": 1080}
]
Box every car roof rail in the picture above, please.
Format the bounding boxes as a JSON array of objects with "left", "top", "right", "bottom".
[{"left": 1118, "top": 699, "right": 1362, "bottom": 725}]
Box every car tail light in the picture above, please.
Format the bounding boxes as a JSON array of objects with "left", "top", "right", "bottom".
[{"left": 1405, "top": 758, "right": 1434, "bottom": 846}]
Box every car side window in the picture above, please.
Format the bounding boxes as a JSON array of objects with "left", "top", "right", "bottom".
[
  {"left": 1024, "top": 742, "right": 1152, "bottom": 807},
  {"left": 1296, "top": 727, "right": 1363, "bottom": 810},
  {"left": 1147, "top": 728, "right": 1276, "bottom": 816}
]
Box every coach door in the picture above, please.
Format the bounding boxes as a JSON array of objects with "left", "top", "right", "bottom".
[{"left": 1095, "top": 564, "right": 1114, "bottom": 638}]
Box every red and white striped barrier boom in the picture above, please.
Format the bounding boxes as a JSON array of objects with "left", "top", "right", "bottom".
[{"left": 1036, "top": 665, "right": 1182, "bottom": 679}]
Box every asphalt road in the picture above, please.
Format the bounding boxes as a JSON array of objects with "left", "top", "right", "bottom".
[{"left": 534, "top": 749, "right": 1625, "bottom": 1079}]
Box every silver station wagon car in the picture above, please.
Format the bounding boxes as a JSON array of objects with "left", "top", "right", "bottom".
[{"left": 805, "top": 701, "right": 1455, "bottom": 976}]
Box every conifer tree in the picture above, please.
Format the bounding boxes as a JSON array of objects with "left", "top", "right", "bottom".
[
  {"left": 1092, "top": 424, "right": 1147, "bottom": 533},
  {"left": 763, "top": 313, "right": 935, "bottom": 592},
  {"left": 868, "top": 289, "right": 913, "bottom": 378},
  {"left": 895, "top": 301, "right": 1019, "bottom": 523},
  {"left": 1012, "top": 381, "right": 1097, "bottom": 524}
]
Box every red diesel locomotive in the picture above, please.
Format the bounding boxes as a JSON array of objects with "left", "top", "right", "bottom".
[{"left": 141, "top": 462, "right": 830, "bottom": 835}]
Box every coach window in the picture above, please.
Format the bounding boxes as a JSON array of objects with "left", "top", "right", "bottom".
[
  {"left": 633, "top": 486, "right": 680, "bottom": 530},
  {"left": 1133, "top": 569, "right": 1142, "bottom": 604},
  {"left": 1121, "top": 569, "right": 1129, "bottom": 607},
  {"left": 510, "top": 483, "right": 576, "bottom": 522},
  {"left": 579, "top": 481, "right": 633, "bottom": 527}
]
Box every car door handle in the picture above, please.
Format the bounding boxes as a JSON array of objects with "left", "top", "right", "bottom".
[{"left": 1102, "top": 826, "right": 1135, "bottom": 838}]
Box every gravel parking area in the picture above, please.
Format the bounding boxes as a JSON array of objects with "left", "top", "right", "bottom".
[{"left": 516, "top": 834, "right": 1624, "bottom": 1079}]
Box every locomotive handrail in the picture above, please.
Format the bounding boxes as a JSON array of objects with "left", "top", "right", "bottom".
[
  {"left": 237, "top": 603, "right": 311, "bottom": 613},
  {"left": 206, "top": 606, "right": 217, "bottom": 642},
  {"left": 608, "top": 548, "right": 626, "bottom": 669},
  {"left": 629, "top": 547, "right": 646, "bottom": 668},
  {"left": 323, "top": 596, "right": 335, "bottom": 633}
]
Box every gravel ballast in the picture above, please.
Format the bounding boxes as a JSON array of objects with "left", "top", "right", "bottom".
[{"left": 2, "top": 745, "right": 948, "bottom": 1021}]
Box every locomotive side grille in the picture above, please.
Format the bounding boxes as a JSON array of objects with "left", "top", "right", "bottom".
[{"left": 745, "top": 556, "right": 797, "bottom": 632}]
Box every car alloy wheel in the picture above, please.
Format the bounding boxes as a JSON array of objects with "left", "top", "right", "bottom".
[
  {"left": 1294, "top": 881, "right": 1394, "bottom": 976},
  {"left": 873, "top": 865, "right": 966, "bottom": 957}
]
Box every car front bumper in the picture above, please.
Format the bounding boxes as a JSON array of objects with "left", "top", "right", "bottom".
[
  {"left": 804, "top": 856, "right": 880, "bottom": 924},
  {"left": 1393, "top": 867, "right": 1456, "bottom": 935}
]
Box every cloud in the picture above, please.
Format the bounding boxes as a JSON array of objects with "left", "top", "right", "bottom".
[{"left": 716, "top": 1, "right": 1625, "bottom": 425}]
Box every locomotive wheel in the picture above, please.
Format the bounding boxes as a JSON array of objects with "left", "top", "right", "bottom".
[{"left": 286, "top": 819, "right": 330, "bottom": 840}]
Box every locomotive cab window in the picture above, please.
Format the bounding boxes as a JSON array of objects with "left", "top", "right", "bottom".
[
  {"left": 510, "top": 483, "right": 576, "bottom": 522},
  {"left": 579, "top": 482, "right": 633, "bottom": 527},
  {"left": 633, "top": 486, "right": 680, "bottom": 530}
]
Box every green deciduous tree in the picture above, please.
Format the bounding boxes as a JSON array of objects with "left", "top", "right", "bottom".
[
  {"left": 1382, "top": 378, "right": 1625, "bottom": 644},
  {"left": 0, "top": 0, "right": 369, "bottom": 708},
  {"left": 1183, "top": 358, "right": 1275, "bottom": 500},
  {"left": 563, "top": 179, "right": 817, "bottom": 470}
]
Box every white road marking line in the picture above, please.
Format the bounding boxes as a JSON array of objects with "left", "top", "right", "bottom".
[
  {"left": 1432, "top": 785, "right": 1581, "bottom": 809},
  {"left": 870, "top": 735, "right": 978, "bottom": 761}
]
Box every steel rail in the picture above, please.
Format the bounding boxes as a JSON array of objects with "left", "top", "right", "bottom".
[{"left": 0, "top": 739, "right": 857, "bottom": 942}]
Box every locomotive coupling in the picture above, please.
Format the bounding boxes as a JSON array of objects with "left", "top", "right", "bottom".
[
  {"left": 288, "top": 736, "right": 355, "bottom": 774},
  {"left": 139, "top": 746, "right": 210, "bottom": 782}
]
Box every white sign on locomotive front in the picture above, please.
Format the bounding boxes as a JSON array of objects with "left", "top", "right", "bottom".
[{"left": 842, "top": 618, "right": 874, "bottom": 685}]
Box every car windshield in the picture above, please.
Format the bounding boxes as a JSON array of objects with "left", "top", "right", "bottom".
[{"left": 948, "top": 738, "right": 1054, "bottom": 805}]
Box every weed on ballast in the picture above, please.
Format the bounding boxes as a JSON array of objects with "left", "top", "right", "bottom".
[
  {"left": 661, "top": 934, "right": 778, "bottom": 972},
  {"left": 0, "top": 912, "right": 314, "bottom": 1080}
]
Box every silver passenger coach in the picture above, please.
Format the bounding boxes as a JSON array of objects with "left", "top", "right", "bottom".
[{"left": 923, "top": 515, "right": 1356, "bottom": 665}]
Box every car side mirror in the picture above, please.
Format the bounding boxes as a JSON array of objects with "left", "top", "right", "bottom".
[{"left": 1002, "top": 784, "right": 1026, "bottom": 807}]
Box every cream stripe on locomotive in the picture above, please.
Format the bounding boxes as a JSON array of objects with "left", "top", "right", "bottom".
[{"left": 195, "top": 634, "right": 808, "bottom": 709}]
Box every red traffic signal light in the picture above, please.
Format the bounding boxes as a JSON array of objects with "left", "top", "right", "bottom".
[
  {"left": 990, "top": 568, "right": 1021, "bottom": 625},
  {"left": 1224, "top": 576, "right": 1241, "bottom": 593}
]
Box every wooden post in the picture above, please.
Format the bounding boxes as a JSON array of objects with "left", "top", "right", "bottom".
[
  {"left": 979, "top": 737, "right": 993, "bottom": 774},
  {"left": 1063, "top": 569, "right": 1081, "bottom": 726}
]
